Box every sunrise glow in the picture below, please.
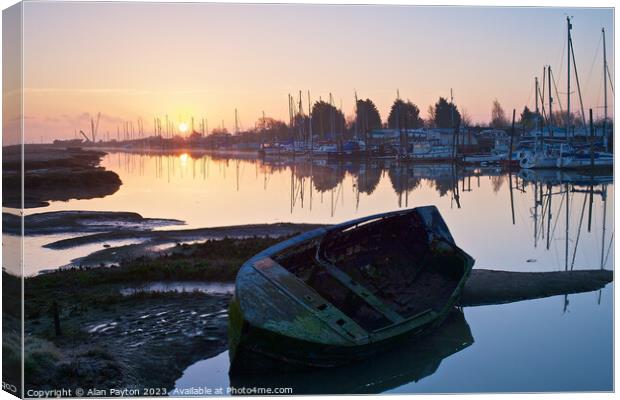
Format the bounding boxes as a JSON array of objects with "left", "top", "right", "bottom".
[{"left": 4, "top": 2, "right": 612, "bottom": 144}]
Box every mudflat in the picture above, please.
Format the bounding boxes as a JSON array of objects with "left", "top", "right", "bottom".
[{"left": 2, "top": 145, "right": 122, "bottom": 208}]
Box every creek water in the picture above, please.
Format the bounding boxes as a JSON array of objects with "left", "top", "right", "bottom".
[{"left": 20, "top": 151, "right": 615, "bottom": 393}]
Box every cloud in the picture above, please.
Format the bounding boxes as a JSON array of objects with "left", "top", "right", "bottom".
[
  {"left": 22, "top": 87, "right": 212, "bottom": 96},
  {"left": 100, "top": 113, "right": 126, "bottom": 125},
  {"left": 9, "top": 115, "right": 35, "bottom": 121}
]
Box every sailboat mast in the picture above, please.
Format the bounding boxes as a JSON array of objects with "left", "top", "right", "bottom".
[
  {"left": 450, "top": 88, "right": 456, "bottom": 158},
  {"left": 288, "top": 94, "right": 294, "bottom": 139},
  {"left": 535, "top": 76, "right": 539, "bottom": 131},
  {"left": 566, "top": 16, "right": 572, "bottom": 137},
  {"left": 535, "top": 77, "right": 539, "bottom": 115},
  {"left": 234, "top": 108, "right": 239, "bottom": 135},
  {"left": 307, "top": 91, "right": 313, "bottom": 153},
  {"left": 354, "top": 90, "right": 359, "bottom": 140},
  {"left": 329, "top": 92, "right": 335, "bottom": 138},
  {"left": 548, "top": 66, "right": 553, "bottom": 137},
  {"left": 602, "top": 27, "right": 608, "bottom": 136},
  {"left": 298, "top": 90, "right": 304, "bottom": 143},
  {"left": 396, "top": 89, "right": 401, "bottom": 131}
]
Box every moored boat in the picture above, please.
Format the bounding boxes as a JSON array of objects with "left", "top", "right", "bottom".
[
  {"left": 463, "top": 152, "right": 505, "bottom": 165},
  {"left": 228, "top": 206, "right": 475, "bottom": 374},
  {"left": 258, "top": 143, "right": 287, "bottom": 157},
  {"left": 556, "top": 147, "right": 614, "bottom": 169},
  {"left": 519, "top": 146, "right": 562, "bottom": 169},
  {"left": 400, "top": 142, "right": 456, "bottom": 163}
]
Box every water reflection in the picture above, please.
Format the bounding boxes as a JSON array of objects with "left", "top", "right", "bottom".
[
  {"left": 33, "top": 151, "right": 613, "bottom": 273},
  {"left": 173, "top": 309, "right": 473, "bottom": 395},
  {"left": 228, "top": 309, "right": 472, "bottom": 395},
  {"left": 171, "top": 283, "right": 612, "bottom": 395}
]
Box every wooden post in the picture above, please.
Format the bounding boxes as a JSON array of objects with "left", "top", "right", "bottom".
[
  {"left": 587, "top": 184, "right": 594, "bottom": 233},
  {"left": 508, "top": 109, "right": 516, "bottom": 167},
  {"left": 546, "top": 185, "right": 552, "bottom": 250},
  {"left": 565, "top": 183, "right": 569, "bottom": 270}
]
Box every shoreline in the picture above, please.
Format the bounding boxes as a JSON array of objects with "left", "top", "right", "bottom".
[
  {"left": 18, "top": 236, "right": 285, "bottom": 392},
  {"left": 2, "top": 145, "right": 122, "bottom": 208}
]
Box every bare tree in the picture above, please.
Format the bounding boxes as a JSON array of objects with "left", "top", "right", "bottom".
[
  {"left": 490, "top": 99, "right": 508, "bottom": 128},
  {"left": 426, "top": 104, "right": 436, "bottom": 127},
  {"left": 461, "top": 107, "right": 473, "bottom": 127}
]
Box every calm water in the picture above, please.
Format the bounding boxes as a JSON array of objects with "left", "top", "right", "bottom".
[
  {"left": 31, "top": 151, "right": 614, "bottom": 273},
  {"left": 23, "top": 151, "right": 614, "bottom": 392},
  {"left": 173, "top": 285, "right": 613, "bottom": 394}
]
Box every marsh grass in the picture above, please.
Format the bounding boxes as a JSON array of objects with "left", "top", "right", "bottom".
[{"left": 19, "top": 235, "right": 285, "bottom": 390}]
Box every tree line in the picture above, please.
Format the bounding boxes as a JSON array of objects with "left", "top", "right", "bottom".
[
  {"left": 234, "top": 95, "right": 465, "bottom": 142},
  {"left": 231, "top": 96, "right": 610, "bottom": 143}
]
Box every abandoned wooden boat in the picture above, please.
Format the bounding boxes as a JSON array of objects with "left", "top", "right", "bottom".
[{"left": 228, "top": 206, "right": 475, "bottom": 374}]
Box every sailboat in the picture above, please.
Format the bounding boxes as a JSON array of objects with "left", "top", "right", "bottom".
[
  {"left": 522, "top": 17, "right": 586, "bottom": 170},
  {"left": 519, "top": 140, "right": 566, "bottom": 169},
  {"left": 556, "top": 146, "right": 613, "bottom": 169},
  {"left": 556, "top": 27, "right": 614, "bottom": 170}
]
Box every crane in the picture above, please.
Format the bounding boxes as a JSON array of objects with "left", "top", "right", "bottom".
[{"left": 78, "top": 130, "right": 91, "bottom": 143}]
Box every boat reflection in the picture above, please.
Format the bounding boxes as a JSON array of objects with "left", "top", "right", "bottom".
[
  {"left": 100, "top": 151, "right": 613, "bottom": 277},
  {"left": 518, "top": 168, "right": 613, "bottom": 186},
  {"left": 229, "top": 309, "right": 472, "bottom": 395}
]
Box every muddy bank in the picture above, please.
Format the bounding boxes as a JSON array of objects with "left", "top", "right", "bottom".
[
  {"left": 23, "top": 287, "right": 230, "bottom": 392},
  {"left": 45, "top": 236, "right": 289, "bottom": 282},
  {"left": 460, "top": 269, "right": 613, "bottom": 306},
  {"left": 21, "top": 236, "right": 285, "bottom": 392},
  {"left": 44, "top": 222, "right": 325, "bottom": 250},
  {"left": 3, "top": 210, "right": 183, "bottom": 236},
  {"left": 94, "top": 146, "right": 260, "bottom": 160},
  {"left": 2, "top": 145, "right": 122, "bottom": 208}
]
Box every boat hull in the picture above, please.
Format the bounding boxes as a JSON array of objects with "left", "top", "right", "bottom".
[
  {"left": 556, "top": 153, "right": 614, "bottom": 169},
  {"left": 229, "top": 294, "right": 456, "bottom": 374},
  {"left": 519, "top": 153, "right": 558, "bottom": 169},
  {"left": 228, "top": 206, "right": 474, "bottom": 375},
  {"left": 229, "top": 309, "right": 473, "bottom": 394}
]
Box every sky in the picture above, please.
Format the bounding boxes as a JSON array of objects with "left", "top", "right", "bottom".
[{"left": 6, "top": 2, "right": 616, "bottom": 141}]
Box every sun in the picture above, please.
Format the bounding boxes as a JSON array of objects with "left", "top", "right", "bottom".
[
  {"left": 179, "top": 153, "right": 189, "bottom": 166},
  {"left": 178, "top": 122, "right": 189, "bottom": 133}
]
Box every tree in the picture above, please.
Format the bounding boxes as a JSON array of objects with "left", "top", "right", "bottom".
[
  {"left": 311, "top": 101, "right": 346, "bottom": 140},
  {"left": 460, "top": 108, "right": 473, "bottom": 127},
  {"left": 355, "top": 98, "right": 382, "bottom": 136},
  {"left": 433, "top": 97, "right": 461, "bottom": 129},
  {"left": 387, "top": 99, "right": 424, "bottom": 129},
  {"left": 490, "top": 99, "right": 508, "bottom": 128},
  {"left": 519, "top": 106, "right": 540, "bottom": 130},
  {"left": 255, "top": 116, "right": 289, "bottom": 142},
  {"left": 553, "top": 110, "right": 584, "bottom": 128},
  {"left": 211, "top": 127, "right": 229, "bottom": 135},
  {"left": 426, "top": 105, "right": 436, "bottom": 127},
  {"left": 188, "top": 131, "right": 203, "bottom": 141}
]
